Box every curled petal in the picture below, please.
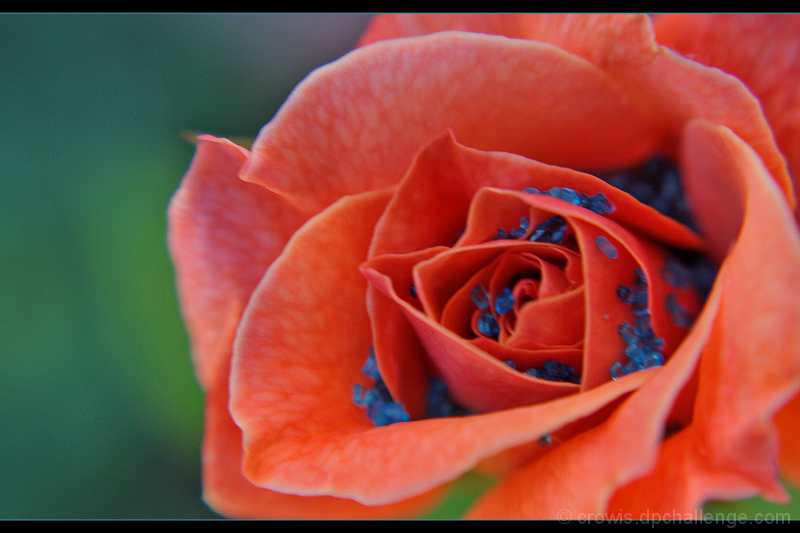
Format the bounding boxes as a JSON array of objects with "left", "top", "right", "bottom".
[{"left": 467, "top": 282, "right": 720, "bottom": 518}]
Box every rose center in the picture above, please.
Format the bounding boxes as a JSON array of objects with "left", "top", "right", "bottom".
[{"left": 355, "top": 156, "right": 717, "bottom": 425}]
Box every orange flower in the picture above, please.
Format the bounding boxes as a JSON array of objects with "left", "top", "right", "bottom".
[{"left": 168, "top": 14, "right": 800, "bottom": 519}]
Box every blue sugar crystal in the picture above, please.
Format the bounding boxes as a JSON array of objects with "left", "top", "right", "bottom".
[
  {"left": 609, "top": 362, "right": 627, "bottom": 380},
  {"left": 618, "top": 322, "right": 637, "bottom": 344},
  {"left": 538, "top": 434, "right": 552, "bottom": 447},
  {"left": 526, "top": 359, "right": 580, "bottom": 383},
  {"left": 509, "top": 227, "right": 525, "bottom": 238},
  {"left": 504, "top": 360, "right": 517, "bottom": 369},
  {"left": 425, "top": 377, "right": 472, "bottom": 418},
  {"left": 586, "top": 193, "right": 615, "bottom": 215},
  {"left": 610, "top": 269, "right": 666, "bottom": 380},
  {"left": 362, "top": 347, "right": 381, "bottom": 381},
  {"left": 519, "top": 216, "right": 531, "bottom": 232},
  {"left": 617, "top": 285, "right": 636, "bottom": 305},
  {"left": 529, "top": 216, "right": 566, "bottom": 244},
  {"left": 409, "top": 283, "right": 418, "bottom": 299},
  {"left": 367, "top": 400, "right": 410, "bottom": 427},
  {"left": 353, "top": 383, "right": 369, "bottom": 406},
  {"left": 494, "top": 287, "right": 515, "bottom": 315},
  {"left": 492, "top": 228, "right": 511, "bottom": 240},
  {"left": 478, "top": 312, "right": 500, "bottom": 339},
  {"left": 354, "top": 347, "right": 410, "bottom": 427},
  {"left": 550, "top": 187, "right": 582, "bottom": 205},
  {"left": 596, "top": 236, "right": 618, "bottom": 259},
  {"left": 471, "top": 283, "right": 490, "bottom": 309},
  {"left": 665, "top": 293, "right": 693, "bottom": 327}
]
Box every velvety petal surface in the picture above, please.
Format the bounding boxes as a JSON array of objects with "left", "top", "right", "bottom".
[
  {"left": 167, "top": 135, "right": 308, "bottom": 390},
  {"left": 654, "top": 14, "right": 800, "bottom": 208}
]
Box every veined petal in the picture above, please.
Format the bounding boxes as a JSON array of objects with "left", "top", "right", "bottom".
[{"left": 167, "top": 135, "right": 308, "bottom": 390}]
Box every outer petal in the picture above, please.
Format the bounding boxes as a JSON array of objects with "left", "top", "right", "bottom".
[
  {"left": 229, "top": 183, "right": 652, "bottom": 505},
  {"left": 241, "top": 30, "right": 661, "bottom": 213},
  {"left": 653, "top": 14, "right": 800, "bottom": 209},
  {"left": 357, "top": 14, "right": 794, "bottom": 208},
  {"left": 167, "top": 135, "right": 308, "bottom": 390},
  {"left": 358, "top": 13, "right": 559, "bottom": 45},
  {"left": 200, "top": 357, "right": 440, "bottom": 519},
  {"left": 607, "top": 120, "right": 800, "bottom": 511}
]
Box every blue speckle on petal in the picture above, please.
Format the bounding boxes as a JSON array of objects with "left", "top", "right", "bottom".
[
  {"left": 354, "top": 348, "right": 410, "bottom": 426},
  {"left": 425, "top": 377, "right": 472, "bottom": 418},
  {"left": 478, "top": 311, "right": 500, "bottom": 339},
  {"left": 494, "top": 287, "right": 515, "bottom": 315},
  {"left": 470, "top": 283, "right": 490, "bottom": 309},
  {"left": 596, "top": 236, "right": 618, "bottom": 259}
]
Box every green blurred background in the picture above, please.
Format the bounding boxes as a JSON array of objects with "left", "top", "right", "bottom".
[{"left": 1, "top": 13, "right": 797, "bottom": 520}]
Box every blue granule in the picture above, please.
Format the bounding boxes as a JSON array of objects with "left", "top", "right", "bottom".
[
  {"left": 353, "top": 347, "right": 410, "bottom": 426},
  {"left": 610, "top": 269, "right": 667, "bottom": 379},
  {"left": 594, "top": 156, "right": 698, "bottom": 232},
  {"left": 425, "top": 377, "right": 472, "bottom": 418},
  {"left": 525, "top": 186, "right": 616, "bottom": 216},
  {"left": 525, "top": 359, "right": 580, "bottom": 384}
]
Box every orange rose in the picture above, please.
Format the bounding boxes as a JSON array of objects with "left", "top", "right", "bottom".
[{"left": 168, "top": 14, "right": 800, "bottom": 519}]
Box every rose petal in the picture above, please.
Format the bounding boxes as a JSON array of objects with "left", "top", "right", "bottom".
[
  {"left": 604, "top": 120, "right": 800, "bottom": 512},
  {"left": 358, "top": 13, "right": 551, "bottom": 46},
  {"left": 775, "top": 391, "right": 800, "bottom": 487},
  {"left": 371, "top": 131, "right": 701, "bottom": 259},
  {"left": 654, "top": 14, "right": 800, "bottom": 209},
  {"left": 358, "top": 14, "right": 794, "bottom": 211},
  {"left": 241, "top": 32, "right": 660, "bottom": 214},
  {"left": 466, "top": 283, "right": 720, "bottom": 518},
  {"left": 167, "top": 135, "right": 308, "bottom": 390},
  {"left": 363, "top": 247, "right": 447, "bottom": 419},
  {"left": 201, "top": 358, "right": 443, "bottom": 519},
  {"left": 231, "top": 184, "right": 653, "bottom": 505}
]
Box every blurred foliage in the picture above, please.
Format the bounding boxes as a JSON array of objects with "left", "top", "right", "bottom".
[
  {"left": 0, "top": 13, "right": 371, "bottom": 519},
  {"left": 0, "top": 13, "right": 797, "bottom": 520}
]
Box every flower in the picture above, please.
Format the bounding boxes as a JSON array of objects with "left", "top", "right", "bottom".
[{"left": 168, "top": 14, "right": 800, "bottom": 519}]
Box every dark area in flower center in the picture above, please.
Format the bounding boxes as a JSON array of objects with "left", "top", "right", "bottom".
[{"left": 595, "top": 156, "right": 698, "bottom": 233}]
